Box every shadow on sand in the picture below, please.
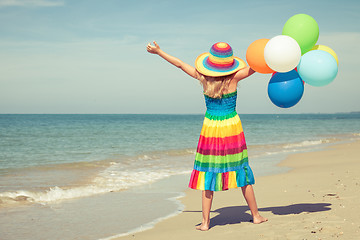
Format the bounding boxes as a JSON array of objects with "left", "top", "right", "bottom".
[{"left": 184, "top": 203, "right": 331, "bottom": 229}]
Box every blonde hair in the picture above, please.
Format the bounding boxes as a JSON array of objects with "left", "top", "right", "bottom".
[{"left": 201, "top": 74, "right": 234, "bottom": 99}]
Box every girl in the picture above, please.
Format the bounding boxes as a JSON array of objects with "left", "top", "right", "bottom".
[{"left": 147, "top": 41, "right": 267, "bottom": 231}]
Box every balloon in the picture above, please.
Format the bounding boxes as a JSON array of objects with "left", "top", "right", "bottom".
[
  {"left": 264, "top": 35, "right": 301, "bottom": 73},
  {"left": 297, "top": 50, "right": 338, "bottom": 87},
  {"left": 271, "top": 67, "right": 305, "bottom": 84},
  {"left": 282, "top": 14, "right": 319, "bottom": 55},
  {"left": 268, "top": 69, "right": 304, "bottom": 108},
  {"left": 246, "top": 39, "right": 274, "bottom": 74},
  {"left": 311, "top": 45, "right": 338, "bottom": 64}
]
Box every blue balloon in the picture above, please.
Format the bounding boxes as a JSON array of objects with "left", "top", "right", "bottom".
[
  {"left": 297, "top": 50, "right": 338, "bottom": 87},
  {"left": 268, "top": 70, "right": 304, "bottom": 108}
]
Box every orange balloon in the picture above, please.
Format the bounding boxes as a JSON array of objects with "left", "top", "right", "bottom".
[{"left": 246, "top": 39, "right": 275, "bottom": 74}]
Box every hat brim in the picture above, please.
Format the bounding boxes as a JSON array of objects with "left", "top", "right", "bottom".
[{"left": 195, "top": 52, "right": 247, "bottom": 77}]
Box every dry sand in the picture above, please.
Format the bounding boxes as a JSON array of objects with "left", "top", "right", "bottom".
[{"left": 117, "top": 140, "right": 360, "bottom": 240}]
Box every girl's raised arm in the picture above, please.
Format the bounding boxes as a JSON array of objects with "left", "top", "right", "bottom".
[{"left": 147, "top": 41, "right": 203, "bottom": 81}]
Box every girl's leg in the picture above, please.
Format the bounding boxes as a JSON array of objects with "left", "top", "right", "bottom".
[
  {"left": 241, "top": 185, "right": 268, "bottom": 224},
  {"left": 196, "top": 190, "right": 213, "bottom": 231}
]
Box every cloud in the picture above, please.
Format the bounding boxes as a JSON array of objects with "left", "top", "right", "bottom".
[{"left": 0, "top": 0, "right": 64, "bottom": 7}]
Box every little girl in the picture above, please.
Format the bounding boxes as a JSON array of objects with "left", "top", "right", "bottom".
[{"left": 147, "top": 41, "right": 268, "bottom": 231}]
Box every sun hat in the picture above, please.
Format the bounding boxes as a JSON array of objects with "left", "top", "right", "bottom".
[{"left": 195, "top": 42, "right": 246, "bottom": 77}]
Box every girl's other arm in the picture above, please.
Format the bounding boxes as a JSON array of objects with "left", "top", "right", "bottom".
[
  {"left": 147, "top": 41, "right": 203, "bottom": 81},
  {"left": 232, "top": 66, "right": 256, "bottom": 83}
]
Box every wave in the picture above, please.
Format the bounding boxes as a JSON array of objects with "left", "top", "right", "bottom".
[
  {"left": 136, "top": 148, "right": 196, "bottom": 160},
  {"left": 0, "top": 167, "right": 191, "bottom": 206},
  {"left": 248, "top": 136, "right": 342, "bottom": 159},
  {"left": 282, "top": 139, "right": 331, "bottom": 149},
  {"left": 0, "top": 185, "right": 108, "bottom": 204}
]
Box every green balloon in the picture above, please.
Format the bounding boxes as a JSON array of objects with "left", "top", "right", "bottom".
[{"left": 282, "top": 14, "right": 319, "bottom": 55}]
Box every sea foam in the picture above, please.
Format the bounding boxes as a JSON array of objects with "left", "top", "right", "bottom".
[{"left": 0, "top": 166, "right": 191, "bottom": 205}]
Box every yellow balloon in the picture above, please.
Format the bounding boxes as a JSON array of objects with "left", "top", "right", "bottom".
[{"left": 311, "top": 45, "right": 339, "bottom": 64}]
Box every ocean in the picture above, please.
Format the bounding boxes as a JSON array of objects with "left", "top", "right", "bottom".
[{"left": 0, "top": 113, "right": 359, "bottom": 239}]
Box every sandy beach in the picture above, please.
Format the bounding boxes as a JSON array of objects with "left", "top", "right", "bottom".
[{"left": 117, "top": 140, "right": 360, "bottom": 240}]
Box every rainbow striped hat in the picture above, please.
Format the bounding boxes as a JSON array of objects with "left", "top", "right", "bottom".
[{"left": 195, "top": 42, "right": 246, "bottom": 77}]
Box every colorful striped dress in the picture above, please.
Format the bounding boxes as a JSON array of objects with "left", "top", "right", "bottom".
[{"left": 189, "top": 91, "right": 255, "bottom": 191}]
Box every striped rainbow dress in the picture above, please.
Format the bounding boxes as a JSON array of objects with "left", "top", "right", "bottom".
[{"left": 189, "top": 91, "right": 255, "bottom": 191}]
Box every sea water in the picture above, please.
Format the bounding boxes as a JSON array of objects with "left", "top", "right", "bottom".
[{"left": 0, "top": 113, "right": 359, "bottom": 239}]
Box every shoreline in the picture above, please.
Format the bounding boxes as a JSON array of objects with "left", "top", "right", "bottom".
[
  {"left": 1, "top": 137, "right": 359, "bottom": 239},
  {"left": 115, "top": 140, "right": 360, "bottom": 240}
]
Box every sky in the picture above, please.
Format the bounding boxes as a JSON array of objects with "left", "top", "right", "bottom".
[{"left": 0, "top": 0, "right": 359, "bottom": 114}]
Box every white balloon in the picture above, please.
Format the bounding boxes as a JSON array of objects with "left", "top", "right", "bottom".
[{"left": 264, "top": 35, "right": 301, "bottom": 73}]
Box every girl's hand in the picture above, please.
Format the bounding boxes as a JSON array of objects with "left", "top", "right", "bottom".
[
  {"left": 145, "top": 40, "right": 199, "bottom": 80},
  {"left": 147, "top": 41, "right": 160, "bottom": 54}
]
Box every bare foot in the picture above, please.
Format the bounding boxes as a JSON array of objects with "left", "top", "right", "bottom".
[
  {"left": 195, "top": 221, "right": 210, "bottom": 231},
  {"left": 252, "top": 214, "right": 268, "bottom": 224}
]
